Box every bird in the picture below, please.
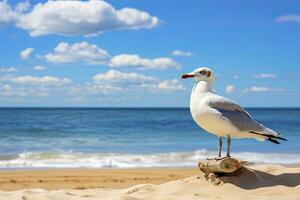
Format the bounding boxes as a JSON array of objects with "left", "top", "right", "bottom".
[{"left": 181, "top": 67, "right": 286, "bottom": 158}]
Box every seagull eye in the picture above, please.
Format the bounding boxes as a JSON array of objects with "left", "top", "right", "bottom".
[
  {"left": 199, "top": 70, "right": 211, "bottom": 77},
  {"left": 199, "top": 70, "right": 206, "bottom": 75}
]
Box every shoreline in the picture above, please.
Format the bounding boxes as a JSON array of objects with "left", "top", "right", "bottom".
[{"left": 0, "top": 161, "right": 299, "bottom": 171}]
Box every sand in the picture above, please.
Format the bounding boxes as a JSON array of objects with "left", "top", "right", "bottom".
[
  {"left": 0, "top": 164, "right": 299, "bottom": 200},
  {"left": 0, "top": 167, "right": 198, "bottom": 191}
]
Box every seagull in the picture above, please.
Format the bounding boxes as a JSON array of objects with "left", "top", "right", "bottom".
[{"left": 181, "top": 67, "right": 286, "bottom": 158}]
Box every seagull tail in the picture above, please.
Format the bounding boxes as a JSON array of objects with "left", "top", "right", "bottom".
[
  {"left": 249, "top": 130, "right": 287, "bottom": 144},
  {"left": 267, "top": 137, "right": 280, "bottom": 144}
]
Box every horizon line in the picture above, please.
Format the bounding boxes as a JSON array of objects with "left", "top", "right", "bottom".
[{"left": 0, "top": 106, "right": 299, "bottom": 109}]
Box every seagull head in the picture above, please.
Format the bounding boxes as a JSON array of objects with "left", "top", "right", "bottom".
[{"left": 181, "top": 67, "right": 215, "bottom": 83}]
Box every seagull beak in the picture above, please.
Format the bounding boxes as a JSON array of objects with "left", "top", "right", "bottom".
[{"left": 181, "top": 73, "right": 195, "bottom": 79}]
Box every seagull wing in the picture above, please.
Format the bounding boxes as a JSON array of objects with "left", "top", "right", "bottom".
[
  {"left": 207, "top": 95, "right": 286, "bottom": 143},
  {"left": 207, "top": 96, "right": 264, "bottom": 132}
]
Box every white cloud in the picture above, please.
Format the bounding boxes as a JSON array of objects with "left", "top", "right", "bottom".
[
  {"left": 109, "top": 54, "right": 180, "bottom": 70},
  {"left": 45, "top": 42, "right": 110, "bottom": 64},
  {"left": 275, "top": 15, "right": 300, "bottom": 23},
  {"left": 68, "top": 70, "right": 158, "bottom": 96},
  {"left": 2, "top": 84, "right": 11, "bottom": 91},
  {"left": 44, "top": 42, "right": 181, "bottom": 70},
  {"left": 2, "top": 75, "right": 72, "bottom": 86},
  {"left": 243, "top": 86, "right": 300, "bottom": 95},
  {"left": 0, "top": 83, "right": 49, "bottom": 98},
  {"left": 89, "top": 71, "right": 186, "bottom": 95},
  {"left": 0, "top": 69, "right": 187, "bottom": 102},
  {"left": 0, "top": 74, "right": 73, "bottom": 99},
  {"left": 0, "top": 67, "right": 18, "bottom": 73},
  {"left": 33, "top": 65, "right": 46, "bottom": 70},
  {"left": 0, "top": 1, "right": 30, "bottom": 28},
  {"left": 16, "top": 0, "right": 160, "bottom": 37},
  {"left": 171, "top": 49, "right": 193, "bottom": 57},
  {"left": 243, "top": 86, "right": 289, "bottom": 93},
  {"left": 0, "top": 0, "right": 18, "bottom": 27},
  {"left": 225, "top": 84, "right": 235, "bottom": 94},
  {"left": 89, "top": 70, "right": 185, "bottom": 94},
  {"left": 158, "top": 79, "right": 185, "bottom": 92},
  {"left": 20, "top": 47, "right": 34, "bottom": 59},
  {"left": 15, "top": 1, "right": 30, "bottom": 13},
  {"left": 93, "top": 69, "right": 156, "bottom": 83},
  {"left": 244, "top": 86, "right": 270, "bottom": 93},
  {"left": 70, "top": 83, "right": 122, "bottom": 96},
  {"left": 253, "top": 73, "right": 277, "bottom": 79}
]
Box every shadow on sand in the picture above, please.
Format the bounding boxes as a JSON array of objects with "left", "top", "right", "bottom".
[{"left": 219, "top": 166, "right": 300, "bottom": 190}]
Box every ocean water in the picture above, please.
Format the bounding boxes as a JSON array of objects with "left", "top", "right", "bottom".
[{"left": 0, "top": 108, "right": 299, "bottom": 168}]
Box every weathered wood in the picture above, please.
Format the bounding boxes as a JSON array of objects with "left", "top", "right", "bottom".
[{"left": 198, "top": 157, "right": 242, "bottom": 175}]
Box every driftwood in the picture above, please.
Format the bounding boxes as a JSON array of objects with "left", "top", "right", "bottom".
[{"left": 198, "top": 157, "right": 242, "bottom": 175}]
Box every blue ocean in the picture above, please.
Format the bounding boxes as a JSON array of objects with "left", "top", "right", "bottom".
[{"left": 0, "top": 108, "right": 299, "bottom": 168}]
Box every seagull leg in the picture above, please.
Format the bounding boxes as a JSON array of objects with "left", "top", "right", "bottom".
[
  {"left": 226, "top": 135, "right": 231, "bottom": 157},
  {"left": 218, "top": 137, "right": 222, "bottom": 158}
]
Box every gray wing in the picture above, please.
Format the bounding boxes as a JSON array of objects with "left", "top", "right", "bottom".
[{"left": 208, "top": 97, "right": 264, "bottom": 132}]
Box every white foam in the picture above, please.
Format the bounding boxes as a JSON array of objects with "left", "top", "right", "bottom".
[{"left": 0, "top": 150, "right": 299, "bottom": 168}]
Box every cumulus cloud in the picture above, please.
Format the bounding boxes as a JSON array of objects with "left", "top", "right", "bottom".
[
  {"left": 0, "top": 1, "right": 31, "bottom": 28},
  {"left": 67, "top": 70, "right": 158, "bottom": 96},
  {"left": 93, "top": 69, "right": 156, "bottom": 83},
  {"left": 0, "top": 83, "right": 49, "bottom": 98},
  {"left": 244, "top": 86, "right": 271, "bottom": 93},
  {"left": 16, "top": 0, "right": 160, "bottom": 37},
  {"left": 89, "top": 70, "right": 185, "bottom": 95},
  {"left": 243, "top": 86, "right": 290, "bottom": 93},
  {"left": 253, "top": 73, "right": 277, "bottom": 79},
  {"left": 109, "top": 54, "right": 180, "bottom": 70},
  {"left": 70, "top": 83, "right": 122, "bottom": 96},
  {"left": 275, "top": 15, "right": 300, "bottom": 23},
  {"left": 45, "top": 42, "right": 110, "bottom": 64},
  {"left": 0, "top": 67, "right": 18, "bottom": 73},
  {"left": 0, "top": 74, "right": 73, "bottom": 99},
  {"left": 0, "top": 83, "right": 26, "bottom": 97},
  {"left": 157, "top": 79, "right": 185, "bottom": 92},
  {"left": 90, "top": 69, "right": 184, "bottom": 93},
  {"left": 0, "top": 69, "right": 187, "bottom": 102},
  {"left": 225, "top": 84, "right": 235, "bottom": 94},
  {"left": 0, "top": 0, "right": 18, "bottom": 27},
  {"left": 20, "top": 47, "right": 34, "bottom": 59},
  {"left": 32, "top": 65, "right": 47, "bottom": 70},
  {"left": 44, "top": 41, "right": 180, "bottom": 69},
  {"left": 15, "top": 1, "right": 30, "bottom": 13},
  {"left": 2, "top": 75, "right": 72, "bottom": 86},
  {"left": 171, "top": 49, "right": 193, "bottom": 57}
]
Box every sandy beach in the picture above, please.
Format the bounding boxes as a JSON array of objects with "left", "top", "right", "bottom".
[
  {"left": 0, "top": 167, "right": 199, "bottom": 191},
  {"left": 0, "top": 164, "right": 299, "bottom": 200}
]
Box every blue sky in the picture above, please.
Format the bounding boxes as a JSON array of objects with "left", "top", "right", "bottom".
[{"left": 0, "top": 0, "right": 300, "bottom": 107}]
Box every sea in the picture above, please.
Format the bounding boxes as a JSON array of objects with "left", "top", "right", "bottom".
[{"left": 0, "top": 108, "right": 299, "bottom": 169}]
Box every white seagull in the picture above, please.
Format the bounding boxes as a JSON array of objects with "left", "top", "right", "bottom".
[{"left": 181, "top": 67, "right": 286, "bottom": 158}]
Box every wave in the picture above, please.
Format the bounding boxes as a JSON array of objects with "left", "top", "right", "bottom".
[{"left": 0, "top": 150, "right": 299, "bottom": 168}]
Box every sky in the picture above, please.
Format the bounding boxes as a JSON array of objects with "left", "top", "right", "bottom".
[{"left": 0, "top": 0, "right": 300, "bottom": 107}]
